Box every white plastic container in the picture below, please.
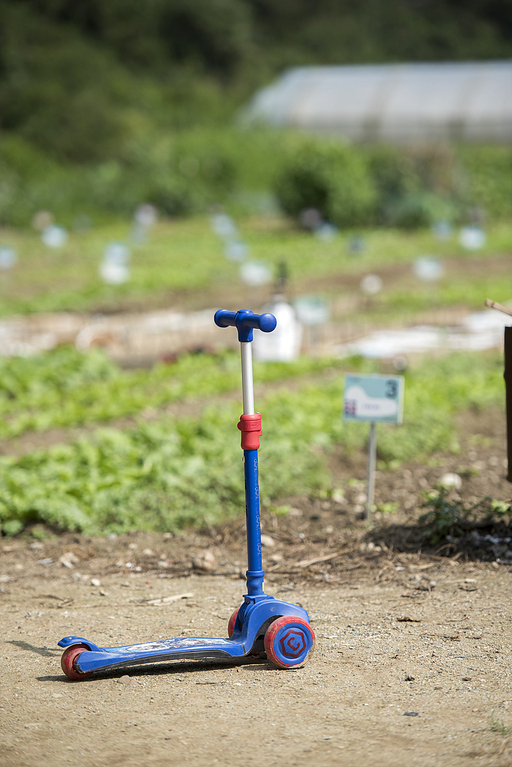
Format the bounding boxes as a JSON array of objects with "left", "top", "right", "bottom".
[
  {"left": 253, "top": 296, "right": 303, "bottom": 362},
  {"left": 99, "top": 242, "right": 131, "bottom": 285}
]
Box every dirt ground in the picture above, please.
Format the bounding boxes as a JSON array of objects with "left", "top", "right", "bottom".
[{"left": 1, "top": 406, "right": 512, "bottom": 767}]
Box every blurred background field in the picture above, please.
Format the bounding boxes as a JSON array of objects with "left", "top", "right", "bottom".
[
  {"left": 1, "top": 217, "right": 512, "bottom": 317},
  {"left": 0, "top": 0, "right": 511, "bottom": 542}
]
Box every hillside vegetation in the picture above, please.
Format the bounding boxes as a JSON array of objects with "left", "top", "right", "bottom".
[{"left": 0, "top": 1, "right": 511, "bottom": 226}]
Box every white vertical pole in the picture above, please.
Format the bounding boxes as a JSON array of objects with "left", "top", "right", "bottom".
[
  {"left": 240, "top": 341, "right": 255, "bottom": 415},
  {"left": 366, "top": 421, "right": 376, "bottom": 524}
]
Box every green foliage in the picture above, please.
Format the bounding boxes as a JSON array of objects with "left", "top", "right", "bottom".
[
  {"left": 385, "top": 143, "right": 512, "bottom": 226},
  {"left": 406, "top": 352, "right": 505, "bottom": 416},
  {"left": 365, "top": 145, "right": 421, "bottom": 219},
  {"left": 25, "top": 0, "right": 253, "bottom": 78},
  {"left": 0, "top": 0, "right": 251, "bottom": 164},
  {"left": 274, "top": 138, "right": 377, "bottom": 227},
  {"left": 489, "top": 710, "right": 512, "bottom": 736},
  {"left": 0, "top": 136, "right": 71, "bottom": 227},
  {"left": 0, "top": 126, "right": 296, "bottom": 224},
  {"left": 419, "top": 489, "right": 474, "bottom": 545},
  {"left": 0, "top": 0, "right": 511, "bottom": 182},
  {"left": 0, "top": 130, "right": 238, "bottom": 224},
  {"left": 381, "top": 192, "right": 456, "bottom": 230},
  {"left": 365, "top": 143, "right": 466, "bottom": 228},
  {"left": 274, "top": 139, "right": 512, "bottom": 230},
  {"left": 375, "top": 502, "right": 398, "bottom": 515},
  {"left": 456, "top": 145, "right": 512, "bottom": 220},
  {"left": 0, "top": 347, "right": 505, "bottom": 535},
  {"left": 0, "top": 399, "right": 328, "bottom": 536},
  {"left": 0, "top": 345, "right": 342, "bottom": 439},
  {"left": 419, "top": 490, "right": 512, "bottom": 546},
  {"left": 246, "top": 0, "right": 512, "bottom": 68},
  {"left": 377, "top": 353, "right": 503, "bottom": 466},
  {"left": 0, "top": 3, "right": 135, "bottom": 163},
  {"left": 0, "top": 122, "right": 511, "bottom": 229},
  {"left": 121, "top": 129, "right": 238, "bottom": 216}
]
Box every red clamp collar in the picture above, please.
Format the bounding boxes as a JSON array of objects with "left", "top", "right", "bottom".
[{"left": 237, "top": 413, "right": 262, "bottom": 451}]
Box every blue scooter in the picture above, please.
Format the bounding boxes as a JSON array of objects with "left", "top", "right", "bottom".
[{"left": 59, "top": 310, "right": 315, "bottom": 680}]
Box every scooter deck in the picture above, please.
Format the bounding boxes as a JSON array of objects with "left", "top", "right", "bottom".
[
  {"left": 59, "top": 597, "right": 312, "bottom": 675},
  {"left": 59, "top": 635, "right": 246, "bottom": 674}
]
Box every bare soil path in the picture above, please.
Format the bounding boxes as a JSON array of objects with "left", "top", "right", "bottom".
[{"left": 1, "top": 553, "right": 511, "bottom": 767}]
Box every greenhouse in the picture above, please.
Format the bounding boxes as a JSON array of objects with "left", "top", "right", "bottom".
[{"left": 242, "top": 60, "right": 512, "bottom": 143}]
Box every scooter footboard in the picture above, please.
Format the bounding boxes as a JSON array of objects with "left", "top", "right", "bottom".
[{"left": 59, "top": 636, "right": 246, "bottom": 675}]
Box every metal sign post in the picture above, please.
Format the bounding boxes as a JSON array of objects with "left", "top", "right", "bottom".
[
  {"left": 343, "top": 373, "right": 404, "bottom": 524},
  {"left": 366, "top": 421, "right": 377, "bottom": 522}
]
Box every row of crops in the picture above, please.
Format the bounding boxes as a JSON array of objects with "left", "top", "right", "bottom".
[{"left": 0, "top": 345, "right": 504, "bottom": 536}]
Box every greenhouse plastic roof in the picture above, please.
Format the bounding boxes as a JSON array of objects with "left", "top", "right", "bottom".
[{"left": 242, "top": 61, "right": 512, "bottom": 142}]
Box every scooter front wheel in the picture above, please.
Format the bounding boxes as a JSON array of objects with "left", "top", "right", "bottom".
[
  {"left": 61, "top": 644, "right": 92, "bottom": 681},
  {"left": 264, "top": 616, "right": 315, "bottom": 669}
]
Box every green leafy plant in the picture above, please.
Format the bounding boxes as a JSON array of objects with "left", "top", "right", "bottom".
[
  {"left": 375, "top": 502, "right": 398, "bottom": 515},
  {"left": 489, "top": 709, "right": 512, "bottom": 736},
  {"left": 419, "top": 489, "right": 473, "bottom": 545},
  {"left": 419, "top": 490, "right": 512, "bottom": 546}
]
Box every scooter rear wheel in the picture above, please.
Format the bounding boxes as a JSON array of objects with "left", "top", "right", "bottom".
[
  {"left": 227, "top": 607, "right": 240, "bottom": 637},
  {"left": 61, "top": 644, "right": 92, "bottom": 681},
  {"left": 264, "top": 616, "right": 315, "bottom": 669}
]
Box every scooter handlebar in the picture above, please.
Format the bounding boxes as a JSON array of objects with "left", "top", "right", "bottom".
[{"left": 214, "top": 309, "right": 277, "bottom": 342}]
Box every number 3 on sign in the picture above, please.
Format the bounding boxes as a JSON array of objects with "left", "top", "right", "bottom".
[{"left": 385, "top": 379, "right": 397, "bottom": 398}]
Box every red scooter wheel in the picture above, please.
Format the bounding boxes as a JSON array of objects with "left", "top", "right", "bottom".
[
  {"left": 227, "top": 608, "right": 240, "bottom": 637},
  {"left": 264, "top": 616, "right": 315, "bottom": 669},
  {"left": 61, "top": 644, "right": 92, "bottom": 681}
]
